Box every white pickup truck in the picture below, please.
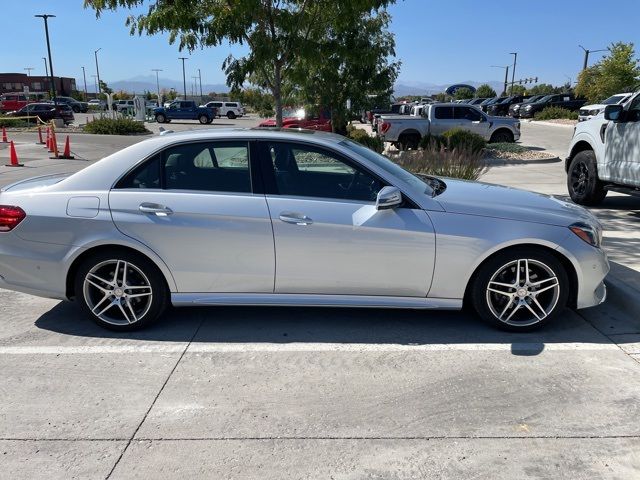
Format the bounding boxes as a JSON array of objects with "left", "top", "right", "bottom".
[
  {"left": 566, "top": 91, "right": 640, "bottom": 205},
  {"left": 377, "top": 103, "right": 521, "bottom": 150}
]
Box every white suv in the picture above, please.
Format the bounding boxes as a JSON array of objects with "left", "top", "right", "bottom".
[
  {"left": 203, "top": 101, "right": 244, "bottom": 119},
  {"left": 113, "top": 99, "right": 135, "bottom": 112}
]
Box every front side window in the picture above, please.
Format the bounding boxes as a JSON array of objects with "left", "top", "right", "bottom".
[
  {"left": 116, "top": 142, "right": 251, "bottom": 193},
  {"left": 264, "top": 142, "right": 383, "bottom": 202},
  {"left": 454, "top": 107, "right": 482, "bottom": 121}
]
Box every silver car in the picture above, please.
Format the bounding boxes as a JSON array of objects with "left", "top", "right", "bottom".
[{"left": 0, "top": 129, "right": 608, "bottom": 331}]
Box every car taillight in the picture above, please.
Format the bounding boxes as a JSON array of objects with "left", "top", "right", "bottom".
[
  {"left": 0, "top": 206, "right": 26, "bottom": 232},
  {"left": 380, "top": 121, "right": 391, "bottom": 134}
]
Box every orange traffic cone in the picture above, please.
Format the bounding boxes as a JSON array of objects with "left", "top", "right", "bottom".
[
  {"left": 37, "top": 126, "right": 45, "bottom": 145},
  {"left": 6, "top": 141, "right": 23, "bottom": 167},
  {"left": 58, "top": 136, "right": 75, "bottom": 159},
  {"left": 1, "top": 127, "right": 7, "bottom": 143},
  {"left": 49, "top": 131, "right": 59, "bottom": 159}
]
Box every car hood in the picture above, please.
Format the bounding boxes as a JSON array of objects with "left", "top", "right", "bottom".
[
  {"left": 580, "top": 103, "right": 605, "bottom": 111},
  {"left": 434, "top": 178, "right": 597, "bottom": 227}
]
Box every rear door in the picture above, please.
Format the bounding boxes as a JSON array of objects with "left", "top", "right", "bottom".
[
  {"left": 430, "top": 106, "right": 457, "bottom": 135},
  {"left": 109, "top": 140, "right": 275, "bottom": 293}
]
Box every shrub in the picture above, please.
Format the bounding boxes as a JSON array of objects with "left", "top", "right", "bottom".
[
  {"left": 0, "top": 116, "right": 29, "bottom": 128},
  {"left": 84, "top": 117, "right": 151, "bottom": 135},
  {"left": 392, "top": 144, "right": 487, "bottom": 181},
  {"left": 442, "top": 128, "right": 487, "bottom": 153},
  {"left": 486, "top": 142, "right": 528, "bottom": 154},
  {"left": 418, "top": 134, "right": 447, "bottom": 150},
  {"left": 346, "top": 124, "right": 384, "bottom": 153},
  {"left": 534, "top": 106, "right": 578, "bottom": 120}
]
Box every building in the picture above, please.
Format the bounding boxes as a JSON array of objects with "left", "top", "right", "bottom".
[{"left": 0, "top": 73, "right": 77, "bottom": 96}]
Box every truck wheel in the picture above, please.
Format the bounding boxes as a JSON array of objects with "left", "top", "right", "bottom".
[
  {"left": 489, "top": 129, "right": 514, "bottom": 143},
  {"left": 567, "top": 150, "right": 607, "bottom": 206},
  {"left": 398, "top": 133, "right": 420, "bottom": 151},
  {"left": 156, "top": 114, "right": 166, "bottom": 123},
  {"left": 199, "top": 114, "right": 209, "bottom": 124},
  {"left": 227, "top": 111, "right": 236, "bottom": 120}
]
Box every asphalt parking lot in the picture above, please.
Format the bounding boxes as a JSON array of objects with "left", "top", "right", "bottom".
[{"left": 1, "top": 121, "right": 639, "bottom": 479}]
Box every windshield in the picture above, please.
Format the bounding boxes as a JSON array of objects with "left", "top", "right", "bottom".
[
  {"left": 500, "top": 96, "right": 515, "bottom": 104},
  {"left": 340, "top": 140, "right": 435, "bottom": 197},
  {"left": 524, "top": 95, "right": 540, "bottom": 103},
  {"left": 537, "top": 95, "right": 553, "bottom": 103},
  {"left": 602, "top": 94, "right": 627, "bottom": 105}
]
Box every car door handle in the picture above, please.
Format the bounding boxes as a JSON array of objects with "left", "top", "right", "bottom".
[
  {"left": 279, "top": 212, "right": 313, "bottom": 225},
  {"left": 139, "top": 203, "right": 173, "bottom": 216}
]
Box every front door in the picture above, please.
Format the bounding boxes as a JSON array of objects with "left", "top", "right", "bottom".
[
  {"left": 454, "top": 106, "right": 491, "bottom": 138},
  {"left": 603, "top": 95, "right": 640, "bottom": 187},
  {"left": 259, "top": 140, "right": 436, "bottom": 297},
  {"left": 109, "top": 140, "right": 275, "bottom": 293}
]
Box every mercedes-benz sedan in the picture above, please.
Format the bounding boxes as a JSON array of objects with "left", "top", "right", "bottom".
[{"left": 0, "top": 129, "right": 608, "bottom": 331}]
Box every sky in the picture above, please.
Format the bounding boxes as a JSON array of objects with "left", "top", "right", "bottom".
[{"left": 6, "top": 0, "right": 640, "bottom": 91}]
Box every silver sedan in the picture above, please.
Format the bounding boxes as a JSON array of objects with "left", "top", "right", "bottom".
[{"left": 0, "top": 129, "right": 608, "bottom": 331}]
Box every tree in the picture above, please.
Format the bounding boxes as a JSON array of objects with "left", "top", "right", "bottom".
[
  {"left": 85, "top": 0, "right": 395, "bottom": 127},
  {"left": 98, "top": 80, "right": 113, "bottom": 95},
  {"left": 454, "top": 87, "right": 474, "bottom": 100},
  {"left": 526, "top": 83, "right": 556, "bottom": 96},
  {"left": 575, "top": 42, "right": 640, "bottom": 103},
  {"left": 475, "top": 84, "right": 496, "bottom": 98},
  {"left": 508, "top": 84, "right": 526, "bottom": 96}
]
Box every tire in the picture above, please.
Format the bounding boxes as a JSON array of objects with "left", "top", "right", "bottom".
[
  {"left": 567, "top": 150, "right": 607, "bottom": 206},
  {"left": 74, "top": 250, "right": 169, "bottom": 331},
  {"left": 156, "top": 114, "right": 166, "bottom": 123},
  {"left": 227, "top": 111, "right": 236, "bottom": 120},
  {"left": 199, "top": 114, "right": 209, "bottom": 124},
  {"left": 398, "top": 133, "right": 420, "bottom": 151},
  {"left": 489, "top": 129, "right": 514, "bottom": 143},
  {"left": 207, "top": 118, "right": 213, "bottom": 124},
  {"left": 470, "top": 247, "right": 569, "bottom": 332},
  {"left": 72, "top": 106, "right": 80, "bottom": 113}
]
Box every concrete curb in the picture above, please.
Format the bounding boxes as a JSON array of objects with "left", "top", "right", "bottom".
[
  {"left": 604, "top": 274, "right": 640, "bottom": 313},
  {"left": 522, "top": 120, "right": 576, "bottom": 129}
]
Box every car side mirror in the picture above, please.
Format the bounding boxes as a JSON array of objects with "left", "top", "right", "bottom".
[
  {"left": 604, "top": 104, "right": 624, "bottom": 122},
  {"left": 376, "top": 186, "right": 402, "bottom": 210}
]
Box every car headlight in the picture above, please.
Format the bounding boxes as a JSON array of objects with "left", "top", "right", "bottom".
[
  {"left": 569, "top": 222, "right": 602, "bottom": 248},
  {"left": 589, "top": 109, "right": 602, "bottom": 116}
]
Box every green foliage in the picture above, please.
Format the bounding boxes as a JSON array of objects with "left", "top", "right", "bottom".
[
  {"left": 454, "top": 87, "right": 474, "bottom": 100},
  {"left": 486, "top": 142, "right": 528, "bottom": 154},
  {"left": 393, "top": 145, "right": 487, "bottom": 181},
  {"left": 418, "top": 134, "right": 447, "bottom": 150},
  {"left": 509, "top": 84, "right": 526, "bottom": 95},
  {"left": 83, "top": 117, "right": 150, "bottom": 135},
  {"left": 233, "top": 88, "right": 275, "bottom": 117},
  {"left": 0, "top": 116, "right": 29, "bottom": 128},
  {"left": 442, "top": 128, "right": 487, "bottom": 153},
  {"left": 70, "top": 90, "right": 86, "bottom": 101},
  {"left": 346, "top": 125, "right": 384, "bottom": 153},
  {"left": 475, "top": 84, "right": 497, "bottom": 98},
  {"left": 98, "top": 80, "right": 113, "bottom": 95},
  {"left": 526, "top": 83, "right": 558, "bottom": 96},
  {"left": 575, "top": 42, "right": 640, "bottom": 103},
  {"left": 533, "top": 106, "right": 578, "bottom": 120},
  {"left": 432, "top": 92, "right": 449, "bottom": 102}
]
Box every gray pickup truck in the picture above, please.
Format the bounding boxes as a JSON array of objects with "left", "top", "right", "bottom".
[{"left": 377, "top": 103, "right": 521, "bottom": 150}]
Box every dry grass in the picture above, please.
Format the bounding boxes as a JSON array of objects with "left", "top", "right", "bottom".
[{"left": 390, "top": 144, "right": 488, "bottom": 181}]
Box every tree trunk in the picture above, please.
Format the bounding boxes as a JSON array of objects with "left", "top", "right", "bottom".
[{"left": 274, "top": 63, "right": 283, "bottom": 128}]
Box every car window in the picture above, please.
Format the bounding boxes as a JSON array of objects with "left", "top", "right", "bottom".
[
  {"left": 454, "top": 106, "right": 482, "bottom": 121},
  {"left": 434, "top": 106, "right": 454, "bottom": 119},
  {"left": 264, "top": 142, "right": 382, "bottom": 202},
  {"left": 224, "top": 102, "right": 237, "bottom": 107},
  {"left": 626, "top": 96, "right": 640, "bottom": 122},
  {"left": 116, "top": 154, "right": 162, "bottom": 189}
]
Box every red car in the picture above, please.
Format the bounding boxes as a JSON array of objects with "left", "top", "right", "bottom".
[
  {"left": 259, "top": 107, "right": 331, "bottom": 131},
  {"left": 0, "top": 92, "right": 47, "bottom": 113}
]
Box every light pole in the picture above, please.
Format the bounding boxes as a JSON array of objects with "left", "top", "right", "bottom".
[
  {"left": 509, "top": 52, "right": 518, "bottom": 95},
  {"left": 152, "top": 69, "right": 162, "bottom": 105},
  {"left": 178, "top": 57, "right": 188, "bottom": 99},
  {"left": 91, "top": 74, "right": 98, "bottom": 96},
  {"left": 81, "top": 66, "right": 88, "bottom": 100},
  {"left": 192, "top": 76, "right": 199, "bottom": 97},
  {"left": 94, "top": 48, "right": 102, "bottom": 95},
  {"left": 197, "top": 68, "right": 203, "bottom": 102},
  {"left": 579, "top": 45, "right": 607, "bottom": 71},
  {"left": 491, "top": 65, "right": 510, "bottom": 96},
  {"left": 35, "top": 14, "right": 57, "bottom": 104},
  {"left": 42, "top": 57, "right": 48, "bottom": 77},
  {"left": 24, "top": 67, "right": 34, "bottom": 77}
]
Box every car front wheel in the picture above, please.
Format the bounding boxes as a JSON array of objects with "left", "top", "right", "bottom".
[
  {"left": 470, "top": 248, "right": 569, "bottom": 332},
  {"left": 567, "top": 150, "right": 607, "bottom": 206},
  {"left": 74, "top": 250, "right": 169, "bottom": 331},
  {"left": 489, "top": 129, "right": 514, "bottom": 143},
  {"left": 227, "top": 111, "right": 236, "bottom": 119},
  {"left": 156, "top": 114, "right": 166, "bottom": 123},
  {"left": 199, "top": 114, "right": 209, "bottom": 124}
]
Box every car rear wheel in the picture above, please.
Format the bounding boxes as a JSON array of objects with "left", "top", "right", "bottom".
[
  {"left": 227, "top": 111, "right": 236, "bottom": 119},
  {"left": 567, "top": 150, "right": 607, "bottom": 206},
  {"left": 72, "top": 106, "right": 80, "bottom": 113},
  {"left": 156, "top": 113, "right": 167, "bottom": 123},
  {"left": 489, "top": 129, "right": 514, "bottom": 143},
  {"left": 398, "top": 133, "right": 420, "bottom": 151},
  {"left": 199, "top": 114, "right": 209, "bottom": 124},
  {"left": 74, "top": 250, "right": 169, "bottom": 331},
  {"left": 470, "top": 248, "right": 569, "bottom": 332}
]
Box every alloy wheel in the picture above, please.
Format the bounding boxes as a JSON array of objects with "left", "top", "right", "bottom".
[
  {"left": 485, "top": 258, "right": 560, "bottom": 327},
  {"left": 570, "top": 161, "right": 589, "bottom": 196},
  {"left": 82, "top": 259, "right": 153, "bottom": 326}
]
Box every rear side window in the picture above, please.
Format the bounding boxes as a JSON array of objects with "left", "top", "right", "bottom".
[
  {"left": 116, "top": 155, "right": 161, "bottom": 189},
  {"left": 434, "top": 106, "right": 453, "bottom": 119},
  {"left": 225, "top": 102, "right": 237, "bottom": 107}
]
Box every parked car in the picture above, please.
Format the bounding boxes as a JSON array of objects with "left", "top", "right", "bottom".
[
  {"left": 508, "top": 95, "right": 544, "bottom": 118},
  {"left": 377, "top": 103, "right": 520, "bottom": 150},
  {"left": 0, "top": 92, "right": 48, "bottom": 112},
  {"left": 153, "top": 100, "right": 216, "bottom": 124},
  {"left": 480, "top": 96, "right": 507, "bottom": 113},
  {"left": 468, "top": 97, "right": 490, "bottom": 106},
  {"left": 578, "top": 93, "right": 633, "bottom": 122},
  {"left": 88, "top": 99, "right": 107, "bottom": 110},
  {"left": 487, "top": 95, "right": 532, "bottom": 117},
  {"left": 52, "top": 96, "right": 88, "bottom": 113},
  {"left": 258, "top": 106, "right": 332, "bottom": 131},
  {"left": 566, "top": 91, "right": 640, "bottom": 205},
  {"left": 519, "top": 94, "right": 586, "bottom": 119},
  {"left": 203, "top": 101, "right": 245, "bottom": 119},
  {"left": 113, "top": 100, "right": 135, "bottom": 112},
  {"left": 5, "top": 103, "right": 74, "bottom": 125},
  {"left": 0, "top": 129, "right": 607, "bottom": 332}
]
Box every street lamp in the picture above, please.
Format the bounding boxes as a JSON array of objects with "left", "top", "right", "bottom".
[
  {"left": 491, "top": 65, "right": 510, "bottom": 96},
  {"left": 579, "top": 45, "right": 607, "bottom": 71},
  {"left": 197, "top": 68, "right": 203, "bottom": 102},
  {"left": 94, "top": 48, "right": 102, "bottom": 94},
  {"left": 192, "top": 76, "right": 199, "bottom": 97},
  {"left": 24, "top": 67, "right": 34, "bottom": 77},
  {"left": 152, "top": 69, "right": 162, "bottom": 106},
  {"left": 91, "top": 74, "right": 98, "bottom": 96},
  {"left": 509, "top": 52, "right": 518, "bottom": 95},
  {"left": 81, "top": 66, "right": 88, "bottom": 100},
  {"left": 178, "top": 57, "right": 188, "bottom": 99},
  {"left": 35, "top": 14, "right": 57, "bottom": 104},
  {"left": 42, "top": 57, "right": 48, "bottom": 78}
]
